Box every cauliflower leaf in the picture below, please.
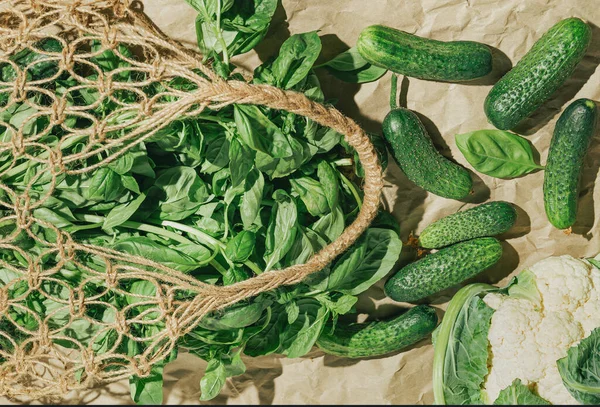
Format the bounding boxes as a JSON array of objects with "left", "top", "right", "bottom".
[
  {"left": 443, "top": 296, "right": 495, "bottom": 404},
  {"left": 557, "top": 327, "right": 600, "bottom": 404},
  {"left": 493, "top": 379, "right": 551, "bottom": 405}
]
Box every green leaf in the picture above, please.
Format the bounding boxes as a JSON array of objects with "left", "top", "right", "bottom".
[
  {"left": 507, "top": 269, "right": 541, "bottom": 307},
  {"left": 200, "top": 359, "right": 227, "bottom": 401},
  {"left": 306, "top": 228, "right": 402, "bottom": 295},
  {"left": 234, "top": 104, "right": 294, "bottom": 158},
  {"left": 254, "top": 32, "right": 322, "bottom": 89},
  {"left": 285, "top": 300, "right": 300, "bottom": 324},
  {"left": 200, "top": 128, "right": 229, "bottom": 173},
  {"left": 229, "top": 137, "right": 255, "bottom": 188},
  {"left": 32, "top": 208, "right": 74, "bottom": 228},
  {"left": 316, "top": 161, "right": 340, "bottom": 210},
  {"left": 325, "top": 64, "right": 387, "bottom": 84},
  {"left": 199, "top": 297, "right": 271, "bottom": 330},
  {"left": 130, "top": 365, "right": 164, "bottom": 405},
  {"left": 493, "top": 379, "right": 551, "bottom": 405},
  {"left": 317, "top": 47, "right": 369, "bottom": 72},
  {"left": 86, "top": 167, "right": 123, "bottom": 201},
  {"left": 455, "top": 130, "right": 543, "bottom": 179},
  {"left": 148, "top": 166, "right": 209, "bottom": 221},
  {"left": 284, "top": 227, "right": 327, "bottom": 266},
  {"left": 442, "top": 296, "right": 495, "bottom": 404},
  {"left": 224, "top": 230, "right": 256, "bottom": 263},
  {"left": 264, "top": 190, "right": 298, "bottom": 271},
  {"left": 279, "top": 298, "right": 329, "bottom": 358},
  {"left": 112, "top": 236, "right": 211, "bottom": 273},
  {"left": 557, "top": 327, "right": 600, "bottom": 404},
  {"left": 290, "top": 176, "right": 329, "bottom": 217},
  {"left": 240, "top": 169, "right": 264, "bottom": 229},
  {"left": 310, "top": 205, "right": 345, "bottom": 243},
  {"left": 244, "top": 305, "right": 287, "bottom": 357},
  {"left": 103, "top": 193, "right": 146, "bottom": 230}
]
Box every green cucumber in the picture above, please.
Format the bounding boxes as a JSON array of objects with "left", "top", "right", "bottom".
[
  {"left": 383, "top": 107, "right": 473, "bottom": 200},
  {"left": 419, "top": 201, "right": 517, "bottom": 249},
  {"left": 385, "top": 237, "right": 503, "bottom": 302},
  {"left": 357, "top": 25, "right": 492, "bottom": 82},
  {"left": 484, "top": 18, "right": 591, "bottom": 130},
  {"left": 543, "top": 98, "right": 598, "bottom": 230},
  {"left": 316, "top": 305, "right": 438, "bottom": 358}
]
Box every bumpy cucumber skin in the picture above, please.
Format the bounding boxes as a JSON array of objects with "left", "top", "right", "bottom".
[
  {"left": 484, "top": 18, "right": 591, "bottom": 130},
  {"left": 357, "top": 25, "right": 492, "bottom": 82},
  {"left": 419, "top": 201, "right": 517, "bottom": 249},
  {"left": 316, "top": 305, "right": 438, "bottom": 358},
  {"left": 543, "top": 99, "right": 598, "bottom": 230},
  {"left": 384, "top": 237, "right": 503, "bottom": 302},
  {"left": 383, "top": 108, "right": 473, "bottom": 200}
]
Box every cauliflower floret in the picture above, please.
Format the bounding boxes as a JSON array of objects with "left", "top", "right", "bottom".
[
  {"left": 573, "top": 263, "right": 600, "bottom": 337},
  {"left": 484, "top": 297, "right": 544, "bottom": 401},
  {"left": 482, "top": 255, "right": 600, "bottom": 405},
  {"left": 535, "top": 311, "right": 582, "bottom": 352},
  {"left": 537, "top": 368, "right": 579, "bottom": 405},
  {"left": 530, "top": 255, "right": 592, "bottom": 313}
]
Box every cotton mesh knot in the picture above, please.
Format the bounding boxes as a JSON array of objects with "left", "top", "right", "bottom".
[
  {"left": 114, "top": 311, "right": 128, "bottom": 335},
  {"left": 68, "top": 289, "right": 86, "bottom": 318},
  {"left": 132, "top": 357, "right": 151, "bottom": 378},
  {"left": 13, "top": 198, "right": 32, "bottom": 230},
  {"left": 81, "top": 349, "right": 98, "bottom": 378},
  {"left": 102, "top": 26, "right": 119, "bottom": 51},
  {"left": 0, "top": 288, "right": 9, "bottom": 316}
]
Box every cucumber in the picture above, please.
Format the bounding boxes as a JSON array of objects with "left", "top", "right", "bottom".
[
  {"left": 357, "top": 25, "right": 492, "bottom": 82},
  {"left": 543, "top": 99, "right": 598, "bottom": 230},
  {"left": 383, "top": 107, "right": 473, "bottom": 200},
  {"left": 484, "top": 18, "right": 591, "bottom": 130},
  {"left": 384, "top": 237, "right": 503, "bottom": 302},
  {"left": 419, "top": 201, "right": 517, "bottom": 249},
  {"left": 316, "top": 305, "right": 438, "bottom": 358}
]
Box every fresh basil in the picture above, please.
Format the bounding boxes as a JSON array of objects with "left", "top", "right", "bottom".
[{"left": 455, "top": 130, "right": 544, "bottom": 179}]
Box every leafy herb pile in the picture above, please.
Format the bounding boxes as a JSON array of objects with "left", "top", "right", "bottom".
[{"left": 0, "top": 0, "right": 400, "bottom": 402}]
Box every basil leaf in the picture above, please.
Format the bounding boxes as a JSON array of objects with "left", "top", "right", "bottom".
[
  {"left": 325, "top": 64, "right": 387, "bottom": 84},
  {"left": 103, "top": 193, "right": 146, "bottom": 230},
  {"left": 264, "top": 190, "right": 298, "bottom": 271},
  {"left": 317, "top": 47, "right": 369, "bottom": 72},
  {"left": 306, "top": 228, "right": 402, "bottom": 295},
  {"left": 456, "top": 130, "right": 543, "bottom": 179},
  {"left": 224, "top": 230, "right": 256, "bottom": 263},
  {"left": 234, "top": 104, "right": 294, "bottom": 158},
  {"left": 200, "top": 359, "right": 227, "bottom": 401},
  {"left": 493, "top": 379, "right": 551, "bottom": 405},
  {"left": 130, "top": 365, "right": 164, "bottom": 405},
  {"left": 147, "top": 166, "right": 209, "bottom": 221},
  {"left": 112, "top": 236, "right": 210, "bottom": 273},
  {"left": 229, "top": 137, "right": 255, "bottom": 188},
  {"left": 279, "top": 298, "right": 329, "bottom": 358},
  {"left": 316, "top": 161, "right": 339, "bottom": 210},
  {"left": 244, "top": 305, "right": 287, "bottom": 357},
  {"left": 290, "top": 176, "right": 329, "bottom": 217},
  {"left": 86, "top": 168, "right": 123, "bottom": 202},
  {"left": 254, "top": 32, "right": 322, "bottom": 89},
  {"left": 240, "top": 169, "right": 264, "bottom": 229}
]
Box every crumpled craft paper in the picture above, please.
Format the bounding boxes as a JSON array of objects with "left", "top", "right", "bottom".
[{"left": 3, "top": 0, "right": 600, "bottom": 404}]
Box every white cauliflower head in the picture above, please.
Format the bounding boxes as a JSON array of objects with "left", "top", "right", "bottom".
[{"left": 482, "top": 255, "right": 600, "bottom": 405}]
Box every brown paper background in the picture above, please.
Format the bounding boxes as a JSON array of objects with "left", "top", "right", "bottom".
[{"left": 4, "top": 0, "right": 600, "bottom": 404}]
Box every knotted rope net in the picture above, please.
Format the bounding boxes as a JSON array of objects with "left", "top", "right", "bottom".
[{"left": 0, "top": 0, "right": 383, "bottom": 399}]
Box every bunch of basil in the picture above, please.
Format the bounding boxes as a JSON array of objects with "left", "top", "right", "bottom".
[{"left": 0, "top": 0, "right": 399, "bottom": 402}]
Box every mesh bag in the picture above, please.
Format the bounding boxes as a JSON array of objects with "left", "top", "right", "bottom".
[{"left": 0, "top": 0, "right": 383, "bottom": 399}]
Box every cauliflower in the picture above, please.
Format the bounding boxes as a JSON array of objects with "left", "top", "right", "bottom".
[
  {"left": 433, "top": 254, "right": 600, "bottom": 406},
  {"left": 482, "top": 255, "right": 600, "bottom": 405}
]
